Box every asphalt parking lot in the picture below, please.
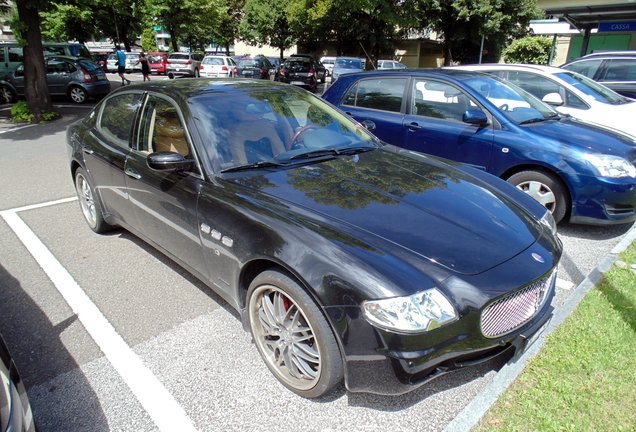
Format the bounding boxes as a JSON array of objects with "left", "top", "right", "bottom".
[{"left": 0, "top": 74, "right": 634, "bottom": 432}]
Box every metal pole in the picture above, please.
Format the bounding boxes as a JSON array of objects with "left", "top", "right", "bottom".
[
  {"left": 479, "top": 34, "right": 485, "bottom": 64},
  {"left": 548, "top": 34, "right": 557, "bottom": 65}
]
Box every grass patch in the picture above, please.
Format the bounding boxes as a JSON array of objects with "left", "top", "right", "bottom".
[{"left": 475, "top": 244, "right": 636, "bottom": 432}]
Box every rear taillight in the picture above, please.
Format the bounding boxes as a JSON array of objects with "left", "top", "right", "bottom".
[
  {"left": 280, "top": 69, "right": 285, "bottom": 76},
  {"left": 308, "top": 70, "right": 315, "bottom": 77},
  {"left": 233, "top": 66, "right": 237, "bottom": 74},
  {"left": 82, "top": 68, "right": 92, "bottom": 82},
  {"left": 185, "top": 61, "right": 192, "bottom": 65},
  {"left": 200, "top": 65, "right": 204, "bottom": 70},
  {"left": 222, "top": 66, "right": 228, "bottom": 71},
  {"left": 260, "top": 68, "right": 265, "bottom": 75}
]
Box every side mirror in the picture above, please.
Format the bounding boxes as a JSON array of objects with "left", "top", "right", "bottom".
[
  {"left": 361, "top": 120, "right": 376, "bottom": 132},
  {"left": 147, "top": 151, "right": 194, "bottom": 173},
  {"left": 463, "top": 110, "right": 489, "bottom": 125},
  {"left": 542, "top": 92, "right": 564, "bottom": 106}
]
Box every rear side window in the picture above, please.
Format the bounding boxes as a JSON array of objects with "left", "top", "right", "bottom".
[
  {"left": 99, "top": 93, "right": 143, "bottom": 145},
  {"left": 342, "top": 78, "right": 407, "bottom": 113},
  {"left": 564, "top": 59, "right": 603, "bottom": 78},
  {"left": 602, "top": 59, "right": 636, "bottom": 82},
  {"left": 8, "top": 47, "right": 23, "bottom": 62}
]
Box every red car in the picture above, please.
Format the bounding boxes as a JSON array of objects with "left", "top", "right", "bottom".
[{"left": 147, "top": 52, "right": 168, "bottom": 74}]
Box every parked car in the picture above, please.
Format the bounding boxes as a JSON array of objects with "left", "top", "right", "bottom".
[
  {"left": 377, "top": 59, "right": 407, "bottom": 70},
  {"left": 0, "top": 56, "right": 110, "bottom": 104},
  {"left": 106, "top": 54, "right": 118, "bottom": 73},
  {"left": 321, "top": 56, "right": 336, "bottom": 76},
  {"left": 562, "top": 51, "right": 636, "bottom": 99},
  {"left": 66, "top": 79, "right": 561, "bottom": 398},
  {"left": 233, "top": 55, "right": 273, "bottom": 79},
  {"left": 147, "top": 52, "right": 168, "bottom": 75},
  {"left": 323, "top": 69, "right": 636, "bottom": 225},
  {"left": 0, "top": 333, "right": 38, "bottom": 432},
  {"left": 451, "top": 64, "right": 636, "bottom": 138},
  {"left": 200, "top": 55, "right": 235, "bottom": 78},
  {"left": 331, "top": 57, "right": 364, "bottom": 82},
  {"left": 166, "top": 52, "right": 204, "bottom": 78},
  {"left": 92, "top": 54, "right": 110, "bottom": 72},
  {"left": 278, "top": 56, "right": 325, "bottom": 91},
  {"left": 125, "top": 52, "right": 141, "bottom": 73},
  {"left": 289, "top": 54, "right": 327, "bottom": 80}
]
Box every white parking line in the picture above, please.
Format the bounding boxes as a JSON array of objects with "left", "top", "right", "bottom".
[{"left": 0, "top": 198, "right": 198, "bottom": 432}]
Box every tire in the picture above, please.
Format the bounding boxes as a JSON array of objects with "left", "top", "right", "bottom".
[
  {"left": 74, "top": 168, "right": 113, "bottom": 233},
  {"left": 1, "top": 85, "right": 16, "bottom": 104},
  {"left": 507, "top": 170, "right": 568, "bottom": 223},
  {"left": 69, "top": 86, "right": 88, "bottom": 104},
  {"left": 247, "top": 269, "right": 343, "bottom": 398}
]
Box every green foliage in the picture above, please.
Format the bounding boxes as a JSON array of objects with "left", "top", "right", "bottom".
[
  {"left": 40, "top": 3, "right": 95, "bottom": 43},
  {"left": 502, "top": 36, "right": 555, "bottom": 65},
  {"left": 11, "top": 101, "right": 34, "bottom": 123},
  {"left": 141, "top": 27, "right": 158, "bottom": 52},
  {"left": 241, "top": 0, "right": 297, "bottom": 56}
]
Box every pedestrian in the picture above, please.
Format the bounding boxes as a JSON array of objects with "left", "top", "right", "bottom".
[
  {"left": 137, "top": 52, "right": 151, "bottom": 82},
  {"left": 115, "top": 47, "right": 131, "bottom": 86}
]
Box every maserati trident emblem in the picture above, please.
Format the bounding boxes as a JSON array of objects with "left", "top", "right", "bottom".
[{"left": 532, "top": 253, "right": 545, "bottom": 263}]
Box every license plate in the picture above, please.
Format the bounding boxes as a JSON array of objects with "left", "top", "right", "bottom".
[
  {"left": 96, "top": 74, "right": 105, "bottom": 80},
  {"left": 243, "top": 70, "right": 253, "bottom": 75},
  {"left": 291, "top": 81, "right": 305, "bottom": 85}
]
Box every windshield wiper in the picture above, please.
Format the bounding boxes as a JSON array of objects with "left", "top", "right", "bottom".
[
  {"left": 519, "top": 117, "right": 551, "bottom": 125},
  {"left": 221, "top": 160, "right": 287, "bottom": 173},
  {"left": 290, "top": 146, "right": 375, "bottom": 160}
]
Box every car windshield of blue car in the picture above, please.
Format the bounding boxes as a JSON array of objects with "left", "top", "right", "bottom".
[
  {"left": 335, "top": 59, "right": 362, "bottom": 69},
  {"left": 190, "top": 87, "right": 379, "bottom": 173},
  {"left": 464, "top": 76, "right": 558, "bottom": 124},
  {"left": 554, "top": 72, "right": 632, "bottom": 105}
]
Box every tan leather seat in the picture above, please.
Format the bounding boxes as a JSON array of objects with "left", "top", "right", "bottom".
[{"left": 152, "top": 114, "right": 189, "bottom": 156}]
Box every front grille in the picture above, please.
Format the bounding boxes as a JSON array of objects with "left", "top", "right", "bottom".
[{"left": 481, "top": 270, "right": 556, "bottom": 338}]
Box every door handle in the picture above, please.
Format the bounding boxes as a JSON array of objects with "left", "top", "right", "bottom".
[
  {"left": 125, "top": 168, "right": 141, "bottom": 180},
  {"left": 82, "top": 146, "right": 94, "bottom": 154},
  {"left": 405, "top": 122, "right": 422, "bottom": 131}
]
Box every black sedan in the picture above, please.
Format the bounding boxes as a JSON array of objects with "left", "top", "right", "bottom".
[
  {"left": 278, "top": 57, "right": 325, "bottom": 92},
  {"left": 67, "top": 79, "right": 562, "bottom": 398}
]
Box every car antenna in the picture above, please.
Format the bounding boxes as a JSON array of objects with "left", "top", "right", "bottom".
[{"left": 359, "top": 42, "right": 376, "bottom": 70}]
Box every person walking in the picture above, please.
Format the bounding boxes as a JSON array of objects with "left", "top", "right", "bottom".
[
  {"left": 137, "top": 52, "right": 151, "bottom": 82},
  {"left": 115, "top": 48, "right": 131, "bottom": 86}
]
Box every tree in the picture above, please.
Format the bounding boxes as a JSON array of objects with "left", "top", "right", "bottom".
[
  {"left": 141, "top": 27, "right": 158, "bottom": 53},
  {"left": 214, "top": 0, "right": 244, "bottom": 55},
  {"left": 407, "top": 0, "right": 544, "bottom": 66},
  {"left": 40, "top": 3, "right": 96, "bottom": 43},
  {"left": 241, "top": 0, "right": 297, "bottom": 59},
  {"left": 92, "top": 0, "right": 144, "bottom": 51}
]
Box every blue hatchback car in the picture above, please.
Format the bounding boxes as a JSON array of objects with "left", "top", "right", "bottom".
[{"left": 323, "top": 69, "right": 636, "bottom": 225}]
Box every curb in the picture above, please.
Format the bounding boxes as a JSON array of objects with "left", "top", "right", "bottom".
[{"left": 442, "top": 224, "right": 636, "bottom": 432}]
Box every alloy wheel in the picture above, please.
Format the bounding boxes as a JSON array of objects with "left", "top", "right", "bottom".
[{"left": 76, "top": 173, "right": 97, "bottom": 228}]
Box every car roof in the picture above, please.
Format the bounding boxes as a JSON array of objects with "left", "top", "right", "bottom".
[
  {"left": 331, "top": 68, "right": 490, "bottom": 81},
  {"left": 581, "top": 51, "right": 636, "bottom": 58},
  {"left": 449, "top": 64, "right": 568, "bottom": 75}
]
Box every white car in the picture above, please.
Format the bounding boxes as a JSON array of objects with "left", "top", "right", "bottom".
[
  {"left": 450, "top": 64, "right": 636, "bottom": 138},
  {"left": 320, "top": 56, "right": 336, "bottom": 76},
  {"left": 377, "top": 60, "right": 407, "bottom": 70},
  {"left": 200, "top": 55, "right": 235, "bottom": 78},
  {"left": 106, "top": 54, "right": 118, "bottom": 73}
]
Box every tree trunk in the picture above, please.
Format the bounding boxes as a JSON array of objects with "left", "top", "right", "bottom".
[{"left": 16, "top": 0, "right": 56, "bottom": 123}]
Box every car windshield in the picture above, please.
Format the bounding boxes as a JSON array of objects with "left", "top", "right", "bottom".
[
  {"left": 148, "top": 55, "right": 164, "bottom": 63},
  {"left": 335, "top": 59, "right": 362, "bottom": 69},
  {"left": 190, "top": 86, "right": 379, "bottom": 172},
  {"left": 203, "top": 57, "right": 224, "bottom": 65},
  {"left": 554, "top": 71, "right": 631, "bottom": 105},
  {"left": 464, "top": 76, "right": 558, "bottom": 124},
  {"left": 285, "top": 59, "right": 311, "bottom": 72}
]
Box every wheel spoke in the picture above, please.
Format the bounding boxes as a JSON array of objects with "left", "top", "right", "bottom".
[{"left": 259, "top": 295, "right": 281, "bottom": 332}]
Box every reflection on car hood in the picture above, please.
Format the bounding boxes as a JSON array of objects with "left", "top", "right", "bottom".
[{"left": 229, "top": 147, "right": 542, "bottom": 275}]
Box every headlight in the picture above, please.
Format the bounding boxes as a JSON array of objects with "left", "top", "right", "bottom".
[
  {"left": 582, "top": 154, "right": 636, "bottom": 178},
  {"left": 362, "top": 288, "right": 458, "bottom": 333},
  {"left": 539, "top": 210, "right": 558, "bottom": 237}
]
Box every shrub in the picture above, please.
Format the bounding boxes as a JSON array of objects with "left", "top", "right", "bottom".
[
  {"left": 502, "top": 36, "right": 555, "bottom": 65},
  {"left": 11, "top": 101, "right": 34, "bottom": 123}
]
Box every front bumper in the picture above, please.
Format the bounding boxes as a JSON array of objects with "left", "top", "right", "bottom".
[
  {"left": 324, "top": 233, "right": 560, "bottom": 395},
  {"left": 569, "top": 174, "right": 636, "bottom": 225}
]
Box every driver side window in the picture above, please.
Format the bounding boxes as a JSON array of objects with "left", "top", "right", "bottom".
[
  {"left": 138, "top": 97, "right": 190, "bottom": 157},
  {"left": 412, "top": 79, "right": 477, "bottom": 123}
]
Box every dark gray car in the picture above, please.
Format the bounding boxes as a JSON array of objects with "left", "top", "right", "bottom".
[
  {"left": 0, "top": 56, "right": 110, "bottom": 104},
  {"left": 562, "top": 51, "right": 636, "bottom": 99}
]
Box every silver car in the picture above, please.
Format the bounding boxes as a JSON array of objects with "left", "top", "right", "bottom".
[
  {"left": 331, "top": 57, "right": 364, "bottom": 82},
  {"left": 167, "top": 52, "right": 204, "bottom": 78}
]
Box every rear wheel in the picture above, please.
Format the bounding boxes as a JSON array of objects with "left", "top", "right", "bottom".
[
  {"left": 1, "top": 85, "right": 16, "bottom": 104},
  {"left": 69, "top": 86, "right": 88, "bottom": 103},
  {"left": 74, "top": 168, "right": 113, "bottom": 233},
  {"left": 507, "top": 170, "right": 568, "bottom": 223},
  {"left": 247, "top": 269, "right": 343, "bottom": 398}
]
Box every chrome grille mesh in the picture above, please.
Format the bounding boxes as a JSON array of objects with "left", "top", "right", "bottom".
[{"left": 481, "top": 271, "right": 555, "bottom": 338}]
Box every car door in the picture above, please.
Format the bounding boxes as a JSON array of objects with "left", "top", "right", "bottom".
[
  {"left": 401, "top": 78, "right": 494, "bottom": 171},
  {"left": 338, "top": 76, "right": 408, "bottom": 145},
  {"left": 597, "top": 59, "right": 636, "bottom": 98},
  {"left": 124, "top": 94, "right": 209, "bottom": 280},
  {"left": 85, "top": 92, "right": 144, "bottom": 229},
  {"left": 45, "top": 58, "right": 70, "bottom": 95}
]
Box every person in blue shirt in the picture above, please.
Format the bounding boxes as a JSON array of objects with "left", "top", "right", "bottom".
[{"left": 115, "top": 48, "right": 131, "bottom": 86}]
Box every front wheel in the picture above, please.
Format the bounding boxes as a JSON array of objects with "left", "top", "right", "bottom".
[
  {"left": 75, "top": 168, "right": 113, "bottom": 233},
  {"left": 1, "top": 85, "right": 16, "bottom": 104},
  {"left": 69, "top": 86, "right": 88, "bottom": 103},
  {"left": 247, "top": 269, "right": 343, "bottom": 398},
  {"left": 507, "top": 170, "right": 568, "bottom": 223}
]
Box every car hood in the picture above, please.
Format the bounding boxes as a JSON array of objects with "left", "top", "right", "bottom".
[{"left": 227, "top": 147, "right": 543, "bottom": 275}]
